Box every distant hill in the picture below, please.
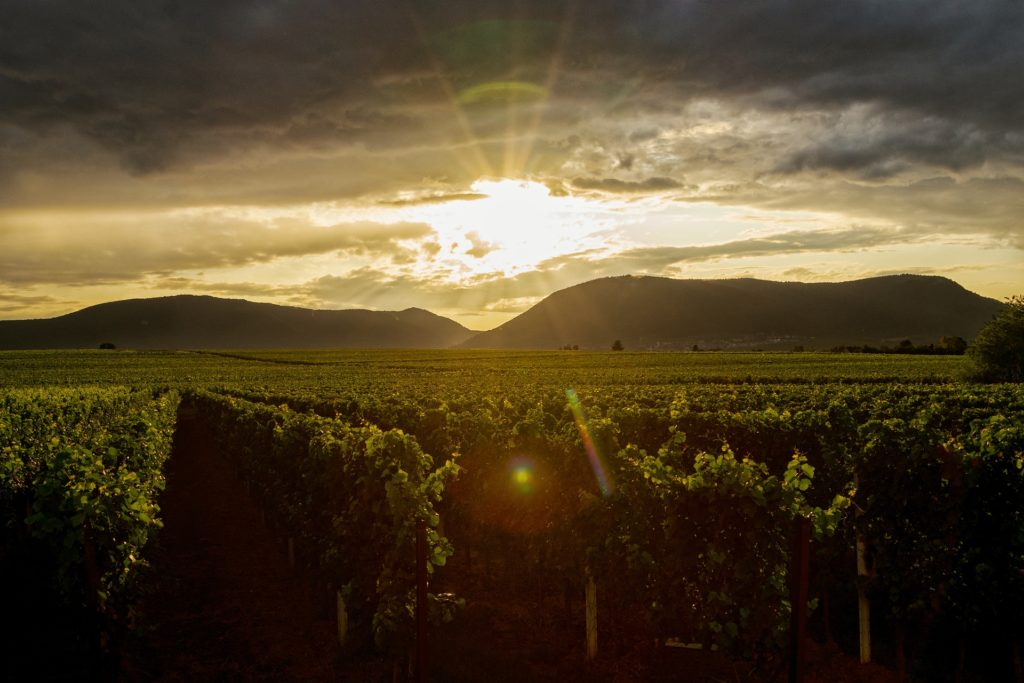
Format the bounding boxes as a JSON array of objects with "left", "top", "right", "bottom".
[
  {"left": 0, "top": 275, "right": 1006, "bottom": 351},
  {"left": 459, "top": 275, "right": 1005, "bottom": 350},
  {"left": 0, "top": 295, "right": 475, "bottom": 350}
]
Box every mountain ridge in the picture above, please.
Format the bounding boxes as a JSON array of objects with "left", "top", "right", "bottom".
[
  {"left": 459, "top": 274, "right": 1005, "bottom": 350},
  {"left": 0, "top": 275, "right": 1006, "bottom": 350},
  {"left": 0, "top": 294, "right": 476, "bottom": 350}
]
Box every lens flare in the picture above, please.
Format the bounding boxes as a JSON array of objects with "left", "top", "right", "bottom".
[
  {"left": 566, "top": 388, "right": 614, "bottom": 496},
  {"left": 457, "top": 81, "right": 548, "bottom": 105},
  {"left": 509, "top": 456, "right": 536, "bottom": 494}
]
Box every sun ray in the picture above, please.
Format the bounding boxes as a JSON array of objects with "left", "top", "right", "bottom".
[
  {"left": 405, "top": 8, "right": 580, "bottom": 183},
  {"left": 508, "top": 0, "right": 579, "bottom": 178},
  {"left": 404, "top": 7, "right": 494, "bottom": 180}
]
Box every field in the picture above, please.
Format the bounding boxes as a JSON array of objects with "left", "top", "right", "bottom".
[
  {"left": 2, "top": 349, "right": 1021, "bottom": 682},
  {"left": 0, "top": 348, "right": 970, "bottom": 389}
]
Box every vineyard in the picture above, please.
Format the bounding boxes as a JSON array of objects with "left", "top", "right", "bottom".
[
  {"left": 1, "top": 349, "right": 1022, "bottom": 681},
  {"left": 1, "top": 387, "right": 178, "bottom": 679}
]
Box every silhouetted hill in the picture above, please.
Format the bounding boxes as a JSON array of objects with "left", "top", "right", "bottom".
[
  {"left": 0, "top": 296, "right": 475, "bottom": 349},
  {"left": 460, "top": 275, "right": 1005, "bottom": 350}
]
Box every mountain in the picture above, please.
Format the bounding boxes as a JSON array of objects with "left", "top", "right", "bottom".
[
  {"left": 460, "top": 274, "right": 1005, "bottom": 350},
  {"left": 0, "top": 275, "right": 1005, "bottom": 351},
  {"left": 0, "top": 295, "right": 475, "bottom": 350}
]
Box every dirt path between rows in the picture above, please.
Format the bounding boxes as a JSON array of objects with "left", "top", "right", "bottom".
[{"left": 120, "top": 416, "right": 338, "bottom": 682}]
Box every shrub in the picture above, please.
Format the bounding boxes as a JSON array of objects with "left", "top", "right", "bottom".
[{"left": 969, "top": 296, "right": 1024, "bottom": 381}]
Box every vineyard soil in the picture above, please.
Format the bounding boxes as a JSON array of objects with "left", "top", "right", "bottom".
[{"left": 121, "top": 416, "right": 339, "bottom": 681}]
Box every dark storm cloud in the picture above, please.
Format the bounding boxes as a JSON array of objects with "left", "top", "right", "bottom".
[
  {"left": 773, "top": 109, "right": 1023, "bottom": 178},
  {"left": 0, "top": 0, "right": 422, "bottom": 172},
  {"left": 595, "top": 1, "right": 1024, "bottom": 128},
  {"left": 3, "top": 0, "right": 1021, "bottom": 178}
]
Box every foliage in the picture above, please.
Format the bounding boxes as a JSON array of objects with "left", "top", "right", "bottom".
[
  {"left": 607, "top": 446, "right": 847, "bottom": 664},
  {"left": 947, "top": 414, "right": 1024, "bottom": 633},
  {"left": 186, "top": 390, "right": 460, "bottom": 656},
  {"left": 3, "top": 349, "right": 1024, "bottom": 675},
  {"left": 968, "top": 295, "right": 1024, "bottom": 381},
  {"left": 853, "top": 411, "right": 961, "bottom": 625},
  {"left": 0, "top": 388, "right": 178, "bottom": 649}
]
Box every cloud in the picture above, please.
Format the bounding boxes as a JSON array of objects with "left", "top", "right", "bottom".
[
  {"left": 2, "top": 3, "right": 1021, "bottom": 251},
  {"left": 772, "top": 106, "right": 1020, "bottom": 178},
  {"left": 614, "top": 153, "right": 635, "bottom": 170},
  {"left": 0, "top": 0, "right": 1021, "bottom": 317},
  {"left": 609, "top": 227, "right": 914, "bottom": 270},
  {"left": 586, "top": 1, "right": 1024, "bottom": 131},
  {"left": 4, "top": 1, "right": 1020, "bottom": 177},
  {"left": 0, "top": 292, "right": 66, "bottom": 314},
  {"left": 572, "top": 176, "right": 683, "bottom": 194},
  {"left": 732, "top": 177, "right": 1024, "bottom": 248},
  {"left": 301, "top": 224, "right": 915, "bottom": 312},
  {"left": 378, "top": 192, "right": 488, "bottom": 207},
  {"left": 0, "top": 215, "right": 435, "bottom": 285},
  {"left": 303, "top": 263, "right": 582, "bottom": 315},
  {"left": 483, "top": 296, "right": 544, "bottom": 313},
  {"left": 49, "top": 215, "right": 1010, "bottom": 325},
  {"left": 464, "top": 231, "right": 498, "bottom": 258},
  {"left": 145, "top": 277, "right": 308, "bottom": 300}
]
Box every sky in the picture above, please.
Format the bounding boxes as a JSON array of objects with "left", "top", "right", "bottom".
[{"left": 2, "top": 0, "right": 1022, "bottom": 329}]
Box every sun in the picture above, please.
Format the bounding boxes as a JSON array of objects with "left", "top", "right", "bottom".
[
  {"left": 406, "top": 178, "right": 610, "bottom": 276},
  {"left": 461, "top": 179, "right": 562, "bottom": 245}
]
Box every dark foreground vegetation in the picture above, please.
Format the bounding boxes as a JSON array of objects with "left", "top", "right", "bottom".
[
  {"left": 1, "top": 350, "right": 1022, "bottom": 681},
  {"left": 1, "top": 389, "right": 177, "bottom": 680}
]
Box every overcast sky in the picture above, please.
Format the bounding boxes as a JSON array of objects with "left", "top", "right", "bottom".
[{"left": 2, "top": 0, "right": 1022, "bottom": 327}]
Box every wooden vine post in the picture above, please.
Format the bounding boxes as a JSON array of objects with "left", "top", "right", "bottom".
[
  {"left": 855, "top": 474, "right": 871, "bottom": 664},
  {"left": 585, "top": 568, "right": 598, "bottom": 661},
  {"left": 415, "top": 518, "right": 428, "bottom": 683},
  {"left": 336, "top": 590, "right": 348, "bottom": 646},
  {"left": 788, "top": 516, "right": 812, "bottom": 683},
  {"left": 856, "top": 534, "right": 871, "bottom": 663}
]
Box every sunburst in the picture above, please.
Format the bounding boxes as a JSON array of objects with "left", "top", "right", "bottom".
[{"left": 402, "top": 178, "right": 613, "bottom": 278}]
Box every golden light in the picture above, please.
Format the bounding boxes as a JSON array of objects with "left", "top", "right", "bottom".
[{"left": 405, "top": 178, "right": 612, "bottom": 277}]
